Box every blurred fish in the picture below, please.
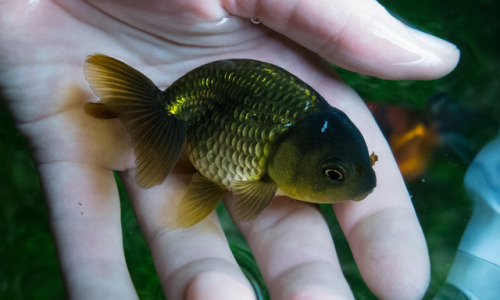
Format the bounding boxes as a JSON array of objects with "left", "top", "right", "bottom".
[
  {"left": 368, "top": 94, "right": 478, "bottom": 181},
  {"left": 84, "top": 54, "right": 376, "bottom": 227}
]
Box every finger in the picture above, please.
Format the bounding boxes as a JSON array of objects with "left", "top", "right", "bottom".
[
  {"left": 230, "top": 197, "right": 354, "bottom": 299},
  {"left": 337, "top": 204, "right": 429, "bottom": 299},
  {"left": 222, "top": 0, "right": 460, "bottom": 80},
  {"left": 120, "top": 172, "right": 256, "bottom": 300},
  {"left": 333, "top": 120, "right": 430, "bottom": 298},
  {"left": 38, "top": 162, "right": 138, "bottom": 299},
  {"left": 313, "top": 69, "right": 430, "bottom": 298}
]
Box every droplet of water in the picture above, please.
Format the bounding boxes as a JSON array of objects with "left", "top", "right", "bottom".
[
  {"left": 216, "top": 17, "right": 230, "bottom": 26},
  {"left": 251, "top": 17, "right": 261, "bottom": 24}
]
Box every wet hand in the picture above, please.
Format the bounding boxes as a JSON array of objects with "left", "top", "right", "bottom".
[{"left": 0, "top": 0, "right": 459, "bottom": 299}]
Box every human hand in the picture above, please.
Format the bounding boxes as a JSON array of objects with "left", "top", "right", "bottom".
[{"left": 0, "top": 0, "right": 459, "bottom": 299}]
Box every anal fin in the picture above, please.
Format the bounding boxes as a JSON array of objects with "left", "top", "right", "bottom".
[
  {"left": 172, "top": 148, "right": 197, "bottom": 174},
  {"left": 177, "top": 173, "right": 227, "bottom": 228},
  {"left": 232, "top": 180, "right": 277, "bottom": 221}
]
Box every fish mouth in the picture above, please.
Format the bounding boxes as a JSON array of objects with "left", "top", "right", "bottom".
[{"left": 352, "top": 188, "right": 374, "bottom": 201}]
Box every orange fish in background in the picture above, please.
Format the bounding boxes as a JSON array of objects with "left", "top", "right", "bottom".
[
  {"left": 368, "top": 94, "right": 479, "bottom": 181},
  {"left": 368, "top": 102, "right": 439, "bottom": 181}
]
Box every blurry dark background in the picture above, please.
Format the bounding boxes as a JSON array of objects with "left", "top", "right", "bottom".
[{"left": 1, "top": 0, "right": 499, "bottom": 298}]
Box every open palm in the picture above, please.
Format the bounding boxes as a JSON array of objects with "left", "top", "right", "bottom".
[{"left": 1, "top": 1, "right": 459, "bottom": 299}]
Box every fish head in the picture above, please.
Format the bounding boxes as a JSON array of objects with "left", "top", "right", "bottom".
[{"left": 268, "top": 107, "right": 376, "bottom": 203}]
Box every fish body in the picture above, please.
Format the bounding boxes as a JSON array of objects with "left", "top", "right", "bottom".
[
  {"left": 84, "top": 54, "right": 376, "bottom": 227},
  {"left": 165, "top": 60, "right": 325, "bottom": 189}
]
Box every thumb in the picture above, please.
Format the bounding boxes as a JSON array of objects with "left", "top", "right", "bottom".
[{"left": 223, "top": 0, "right": 460, "bottom": 80}]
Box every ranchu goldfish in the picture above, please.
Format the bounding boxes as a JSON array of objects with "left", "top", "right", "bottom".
[{"left": 84, "top": 54, "right": 376, "bottom": 227}]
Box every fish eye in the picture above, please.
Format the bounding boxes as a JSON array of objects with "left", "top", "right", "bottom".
[{"left": 323, "top": 167, "right": 346, "bottom": 182}]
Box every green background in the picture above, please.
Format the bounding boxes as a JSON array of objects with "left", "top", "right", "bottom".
[{"left": 1, "top": 0, "right": 499, "bottom": 298}]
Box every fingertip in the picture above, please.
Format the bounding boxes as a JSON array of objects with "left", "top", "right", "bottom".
[
  {"left": 368, "top": 259, "right": 430, "bottom": 300},
  {"left": 348, "top": 207, "right": 430, "bottom": 300},
  {"left": 185, "top": 272, "right": 256, "bottom": 300},
  {"left": 225, "top": 0, "right": 461, "bottom": 80},
  {"left": 269, "top": 262, "right": 354, "bottom": 300},
  {"left": 406, "top": 27, "right": 461, "bottom": 78},
  {"left": 289, "top": 288, "right": 353, "bottom": 300},
  {"left": 288, "top": 287, "right": 354, "bottom": 300},
  {"left": 329, "top": 19, "right": 460, "bottom": 80},
  {"left": 325, "top": 2, "right": 461, "bottom": 80}
]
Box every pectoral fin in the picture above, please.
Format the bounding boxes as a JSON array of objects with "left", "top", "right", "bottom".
[
  {"left": 232, "top": 180, "right": 277, "bottom": 221},
  {"left": 177, "top": 173, "right": 227, "bottom": 228},
  {"left": 84, "top": 54, "right": 186, "bottom": 188}
]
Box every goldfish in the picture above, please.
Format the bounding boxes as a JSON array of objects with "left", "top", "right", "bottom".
[
  {"left": 368, "top": 102, "right": 437, "bottom": 181},
  {"left": 368, "top": 94, "right": 481, "bottom": 181},
  {"left": 84, "top": 54, "right": 376, "bottom": 227}
]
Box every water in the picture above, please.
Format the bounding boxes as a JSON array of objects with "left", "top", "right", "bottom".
[{"left": 250, "top": 17, "right": 261, "bottom": 25}]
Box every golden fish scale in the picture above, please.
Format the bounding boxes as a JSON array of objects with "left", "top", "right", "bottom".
[{"left": 164, "top": 60, "right": 325, "bottom": 188}]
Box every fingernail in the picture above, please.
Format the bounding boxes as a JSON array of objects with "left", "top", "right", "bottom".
[{"left": 408, "top": 28, "right": 460, "bottom": 58}]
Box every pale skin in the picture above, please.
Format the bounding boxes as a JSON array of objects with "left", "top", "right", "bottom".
[{"left": 0, "top": 0, "right": 459, "bottom": 299}]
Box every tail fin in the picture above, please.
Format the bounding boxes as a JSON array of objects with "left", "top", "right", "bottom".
[
  {"left": 84, "top": 102, "right": 117, "bottom": 119},
  {"left": 84, "top": 54, "right": 186, "bottom": 188}
]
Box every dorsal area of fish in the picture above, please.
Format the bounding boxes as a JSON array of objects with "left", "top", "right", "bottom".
[{"left": 160, "top": 59, "right": 329, "bottom": 188}]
